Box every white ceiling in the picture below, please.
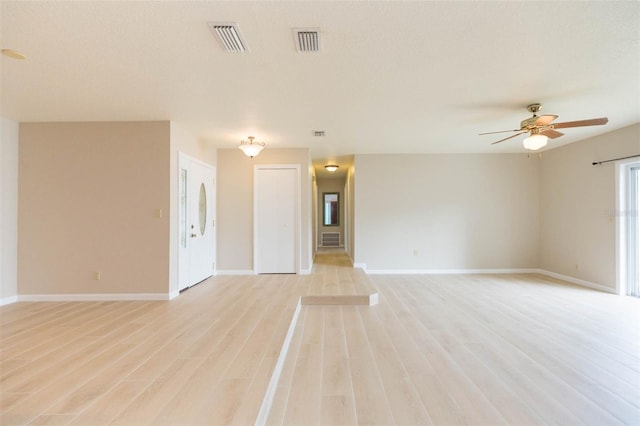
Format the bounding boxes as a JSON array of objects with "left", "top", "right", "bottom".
[{"left": 2, "top": 1, "right": 639, "bottom": 174}]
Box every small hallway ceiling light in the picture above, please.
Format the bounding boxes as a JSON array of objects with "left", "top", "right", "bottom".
[
  {"left": 522, "top": 133, "right": 548, "bottom": 151},
  {"left": 325, "top": 164, "right": 339, "bottom": 173},
  {"left": 239, "top": 136, "right": 265, "bottom": 158}
]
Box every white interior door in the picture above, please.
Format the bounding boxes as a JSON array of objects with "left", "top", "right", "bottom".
[
  {"left": 179, "top": 154, "right": 215, "bottom": 290},
  {"left": 255, "top": 166, "right": 298, "bottom": 274}
]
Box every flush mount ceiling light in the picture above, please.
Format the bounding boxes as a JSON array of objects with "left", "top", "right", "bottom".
[
  {"left": 325, "top": 164, "right": 339, "bottom": 173},
  {"left": 1, "top": 49, "right": 26, "bottom": 60},
  {"left": 522, "top": 133, "right": 548, "bottom": 151},
  {"left": 239, "top": 136, "right": 265, "bottom": 158}
]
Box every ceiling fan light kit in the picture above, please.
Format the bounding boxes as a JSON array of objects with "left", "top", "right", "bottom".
[
  {"left": 480, "top": 103, "right": 608, "bottom": 150},
  {"left": 522, "top": 134, "right": 548, "bottom": 151}
]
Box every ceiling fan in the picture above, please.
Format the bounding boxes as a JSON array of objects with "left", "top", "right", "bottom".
[{"left": 480, "top": 103, "right": 608, "bottom": 150}]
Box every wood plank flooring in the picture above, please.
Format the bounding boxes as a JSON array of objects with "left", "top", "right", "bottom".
[
  {"left": 268, "top": 271, "right": 640, "bottom": 425},
  {"left": 1, "top": 274, "right": 302, "bottom": 426},
  {"left": 2, "top": 249, "right": 639, "bottom": 425}
]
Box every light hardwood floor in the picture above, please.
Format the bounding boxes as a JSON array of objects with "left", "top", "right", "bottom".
[
  {"left": 269, "top": 268, "right": 640, "bottom": 425},
  {"left": 1, "top": 250, "right": 639, "bottom": 425}
]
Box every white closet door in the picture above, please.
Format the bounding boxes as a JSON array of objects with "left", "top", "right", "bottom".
[{"left": 255, "top": 167, "right": 297, "bottom": 274}]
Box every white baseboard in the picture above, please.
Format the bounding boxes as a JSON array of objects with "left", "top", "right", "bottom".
[
  {"left": 216, "top": 270, "right": 254, "bottom": 275},
  {"left": 364, "top": 268, "right": 539, "bottom": 275},
  {"left": 1, "top": 295, "right": 18, "bottom": 306},
  {"left": 168, "top": 290, "right": 180, "bottom": 300},
  {"left": 536, "top": 270, "right": 616, "bottom": 294},
  {"left": 218, "top": 269, "right": 313, "bottom": 275},
  {"left": 353, "top": 263, "right": 367, "bottom": 271},
  {"left": 17, "top": 293, "right": 173, "bottom": 302},
  {"left": 255, "top": 298, "right": 302, "bottom": 426},
  {"left": 357, "top": 265, "right": 616, "bottom": 294}
]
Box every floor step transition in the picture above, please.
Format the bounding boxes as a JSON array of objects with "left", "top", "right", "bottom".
[{"left": 301, "top": 293, "right": 379, "bottom": 306}]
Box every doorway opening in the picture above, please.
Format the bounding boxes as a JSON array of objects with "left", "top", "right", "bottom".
[{"left": 316, "top": 178, "right": 346, "bottom": 249}]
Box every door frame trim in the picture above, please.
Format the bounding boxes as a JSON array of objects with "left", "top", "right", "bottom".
[{"left": 253, "top": 164, "right": 301, "bottom": 274}]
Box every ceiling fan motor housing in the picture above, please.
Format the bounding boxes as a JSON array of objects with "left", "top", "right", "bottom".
[{"left": 520, "top": 116, "right": 539, "bottom": 129}]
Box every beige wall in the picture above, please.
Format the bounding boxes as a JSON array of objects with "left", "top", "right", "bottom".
[
  {"left": 217, "top": 148, "right": 312, "bottom": 273},
  {"left": 346, "top": 165, "right": 356, "bottom": 263},
  {"left": 18, "top": 121, "right": 171, "bottom": 295},
  {"left": 317, "top": 177, "right": 345, "bottom": 247},
  {"left": 1, "top": 117, "right": 19, "bottom": 303},
  {"left": 539, "top": 123, "right": 640, "bottom": 290},
  {"left": 170, "top": 123, "right": 217, "bottom": 165},
  {"left": 11, "top": 119, "right": 635, "bottom": 297},
  {"left": 306, "top": 162, "right": 314, "bottom": 269},
  {"left": 354, "top": 153, "right": 540, "bottom": 271},
  {"left": 311, "top": 173, "right": 318, "bottom": 259}
]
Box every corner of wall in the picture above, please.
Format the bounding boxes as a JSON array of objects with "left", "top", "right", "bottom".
[
  {"left": 538, "top": 123, "right": 640, "bottom": 291},
  {"left": 0, "top": 117, "right": 19, "bottom": 303}
]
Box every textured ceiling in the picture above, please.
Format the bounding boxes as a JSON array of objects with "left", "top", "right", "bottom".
[{"left": 2, "top": 1, "right": 639, "bottom": 173}]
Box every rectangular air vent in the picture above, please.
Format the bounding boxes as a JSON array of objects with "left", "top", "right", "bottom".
[
  {"left": 321, "top": 232, "right": 340, "bottom": 247},
  {"left": 208, "top": 22, "right": 248, "bottom": 52},
  {"left": 293, "top": 28, "right": 321, "bottom": 52},
  {"left": 313, "top": 130, "right": 325, "bottom": 137}
]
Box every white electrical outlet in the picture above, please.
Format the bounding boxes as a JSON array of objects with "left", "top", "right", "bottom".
[{"left": 94, "top": 271, "right": 101, "bottom": 280}]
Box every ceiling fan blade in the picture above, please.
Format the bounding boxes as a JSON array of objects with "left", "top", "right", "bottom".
[
  {"left": 553, "top": 117, "right": 608, "bottom": 129},
  {"left": 491, "top": 131, "right": 527, "bottom": 145},
  {"left": 534, "top": 115, "right": 558, "bottom": 126},
  {"left": 540, "top": 129, "right": 564, "bottom": 139},
  {"left": 479, "top": 129, "right": 521, "bottom": 136}
]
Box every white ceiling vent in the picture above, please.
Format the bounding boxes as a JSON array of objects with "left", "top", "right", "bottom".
[
  {"left": 293, "top": 28, "right": 321, "bottom": 52},
  {"left": 208, "top": 22, "right": 248, "bottom": 52}
]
